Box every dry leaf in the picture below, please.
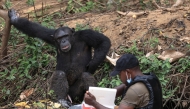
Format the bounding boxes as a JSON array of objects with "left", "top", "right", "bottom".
[
  {"left": 106, "top": 52, "right": 120, "bottom": 66},
  {"left": 158, "top": 45, "right": 162, "bottom": 50},
  {"left": 158, "top": 49, "right": 185, "bottom": 62},
  {"left": 182, "top": 101, "right": 188, "bottom": 107},
  {"left": 53, "top": 103, "right": 61, "bottom": 108},
  {"left": 146, "top": 51, "right": 154, "bottom": 57},
  {"left": 15, "top": 102, "right": 30, "bottom": 108},
  {"left": 180, "top": 37, "right": 190, "bottom": 44},
  {"left": 126, "top": 11, "right": 148, "bottom": 18},
  {"left": 38, "top": 99, "right": 50, "bottom": 103},
  {"left": 172, "top": 0, "right": 184, "bottom": 7},
  {"left": 20, "top": 88, "right": 34, "bottom": 100},
  {"left": 116, "top": 11, "right": 148, "bottom": 18},
  {"left": 159, "top": 30, "right": 164, "bottom": 36},
  {"left": 116, "top": 11, "right": 127, "bottom": 15}
]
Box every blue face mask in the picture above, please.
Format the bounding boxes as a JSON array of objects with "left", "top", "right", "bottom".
[
  {"left": 126, "top": 73, "right": 132, "bottom": 84},
  {"left": 127, "top": 78, "right": 132, "bottom": 84}
]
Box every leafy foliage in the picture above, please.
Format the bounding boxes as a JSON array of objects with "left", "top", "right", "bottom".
[
  {"left": 67, "top": 0, "right": 96, "bottom": 13},
  {"left": 26, "top": 0, "right": 35, "bottom": 6},
  {"left": 0, "top": 15, "right": 56, "bottom": 102},
  {"left": 97, "top": 62, "right": 122, "bottom": 88},
  {"left": 138, "top": 55, "right": 174, "bottom": 99},
  {"left": 98, "top": 40, "right": 189, "bottom": 100},
  {"left": 175, "top": 57, "right": 190, "bottom": 73},
  {"left": 4, "top": 0, "right": 12, "bottom": 9}
]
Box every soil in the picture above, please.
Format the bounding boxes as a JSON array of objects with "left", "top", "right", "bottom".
[
  {"left": 1, "top": 0, "right": 190, "bottom": 108},
  {"left": 10, "top": 0, "right": 190, "bottom": 53}
]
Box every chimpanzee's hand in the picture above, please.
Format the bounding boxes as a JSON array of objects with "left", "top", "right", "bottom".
[
  {"left": 8, "top": 9, "right": 18, "bottom": 24},
  {"left": 86, "top": 62, "right": 96, "bottom": 74}
]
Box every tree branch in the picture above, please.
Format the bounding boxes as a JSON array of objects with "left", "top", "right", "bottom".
[{"left": 0, "top": 9, "right": 11, "bottom": 59}]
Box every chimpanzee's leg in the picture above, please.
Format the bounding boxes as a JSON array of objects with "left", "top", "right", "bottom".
[
  {"left": 68, "top": 72, "right": 97, "bottom": 102},
  {"left": 49, "top": 70, "right": 71, "bottom": 107}
]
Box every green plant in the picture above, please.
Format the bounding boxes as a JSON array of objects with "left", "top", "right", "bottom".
[
  {"left": 67, "top": 0, "right": 96, "bottom": 13},
  {"left": 139, "top": 0, "right": 146, "bottom": 10},
  {"left": 40, "top": 16, "right": 56, "bottom": 29},
  {"left": 138, "top": 55, "right": 173, "bottom": 98},
  {"left": 94, "top": 27, "right": 102, "bottom": 32},
  {"left": 0, "top": 18, "right": 5, "bottom": 30},
  {"left": 26, "top": 0, "right": 35, "bottom": 6},
  {"left": 149, "top": 37, "right": 159, "bottom": 48},
  {"left": 120, "top": 41, "right": 143, "bottom": 56},
  {"left": 175, "top": 57, "right": 190, "bottom": 73},
  {"left": 97, "top": 62, "right": 122, "bottom": 88},
  {"left": 75, "top": 23, "right": 90, "bottom": 31},
  {"left": 0, "top": 15, "right": 56, "bottom": 102},
  {"left": 5, "top": 0, "right": 12, "bottom": 9},
  {"left": 106, "top": 41, "right": 178, "bottom": 99}
]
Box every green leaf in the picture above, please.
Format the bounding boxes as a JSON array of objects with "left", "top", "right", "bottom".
[{"left": 6, "top": 90, "right": 10, "bottom": 95}]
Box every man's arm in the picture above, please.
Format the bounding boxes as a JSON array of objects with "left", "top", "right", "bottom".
[
  {"left": 84, "top": 91, "right": 109, "bottom": 109},
  {"left": 84, "top": 91, "right": 134, "bottom": 109},
  {"left": 114, "top": 84, "right": 126, "bottom": 98},
  {"left": 117, "top": 104, "right": 134, "bottom": 109}
]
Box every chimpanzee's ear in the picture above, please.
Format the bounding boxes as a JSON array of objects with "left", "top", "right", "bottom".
[{"left": 71, "top": 28, "right": 75, "bottom": 33}]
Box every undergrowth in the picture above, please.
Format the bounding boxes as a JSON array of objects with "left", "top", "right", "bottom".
[
  {"left": 97, "top": 42, "right": 190, "bottom": 101},
  {"left": 0, "top": 14, "right": 57, "bottom": 105}
]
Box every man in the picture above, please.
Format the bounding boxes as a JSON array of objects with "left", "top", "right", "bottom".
[{"left": 84, "top": 53, "right": 163, "bottom": 109}]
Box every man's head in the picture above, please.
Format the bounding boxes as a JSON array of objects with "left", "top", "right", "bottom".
[
  {"left": 110, "top": 53, "right": 139, "bottom": 76},
  {"left": 110, "top": 53, "right": 140, "bottom": 84}
]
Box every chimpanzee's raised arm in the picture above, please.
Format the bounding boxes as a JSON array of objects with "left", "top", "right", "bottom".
[{"left": 8, "top": 9, "right": 56, "bottom": 46}]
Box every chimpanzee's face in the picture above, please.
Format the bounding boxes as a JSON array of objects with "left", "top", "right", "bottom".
[{"left": 54, "top": 27, "right": 74, "bottom": 52}]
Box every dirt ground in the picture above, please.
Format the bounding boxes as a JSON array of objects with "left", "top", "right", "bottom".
[
  {"left": 9, "top": 0, "right": 190, "bottom": 53},
  {"left": 1, "top": 0, "right": 190, "bottom": 108}
]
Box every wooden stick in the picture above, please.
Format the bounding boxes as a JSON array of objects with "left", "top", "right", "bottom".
[{"left": 0, "top": 9, "right": 11, "bottom": 59}]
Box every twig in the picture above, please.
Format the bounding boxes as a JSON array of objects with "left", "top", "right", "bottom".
[
  {"left": 152, "top": 0, "right": 179, "bottom": 12},
  {"left": 39, "top": 8, "right": 62, "bottom": 19},
  {"left": 73, "top": 0, "right": 84, "bottom": 7},
  {"left": 174, "top": 76, "right": 188, "bottom": 109},
  {"left": 32, "top": 0, "right": 37, "bottom": 18},
  {"left": 41, "top": 2, "right": 44, "bottom": 22},
  {"left": 152, "top": 0, "right": 165, "bottom": 9}
]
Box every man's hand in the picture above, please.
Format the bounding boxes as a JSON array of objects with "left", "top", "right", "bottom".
[{"left": 84, "top": 91, "right": 96, "bottom": 106}]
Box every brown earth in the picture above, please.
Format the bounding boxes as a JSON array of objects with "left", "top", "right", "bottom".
[{"left": 9, "top": 0, "right": 190, "bottom": 54}]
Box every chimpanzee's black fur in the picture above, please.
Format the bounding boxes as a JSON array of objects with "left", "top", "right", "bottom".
[{"left": 8, "top": 9, "right": 111, "bottom": 106}]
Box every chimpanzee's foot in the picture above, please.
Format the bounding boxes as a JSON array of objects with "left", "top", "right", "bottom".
[{"left": 59, "top": 99, "right": 72, "bottom": 108}]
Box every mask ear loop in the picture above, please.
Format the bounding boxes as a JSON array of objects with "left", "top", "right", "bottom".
[
  {"left": 129, "top": 73, "right": 131, "bottom": 80},
  {"left": 126, "top": 72, "right": 128, "bottom": 80}
]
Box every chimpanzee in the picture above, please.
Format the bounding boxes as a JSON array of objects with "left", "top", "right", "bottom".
[{"left": 8, "top": 9, "right": 111, "bottom": 107}]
